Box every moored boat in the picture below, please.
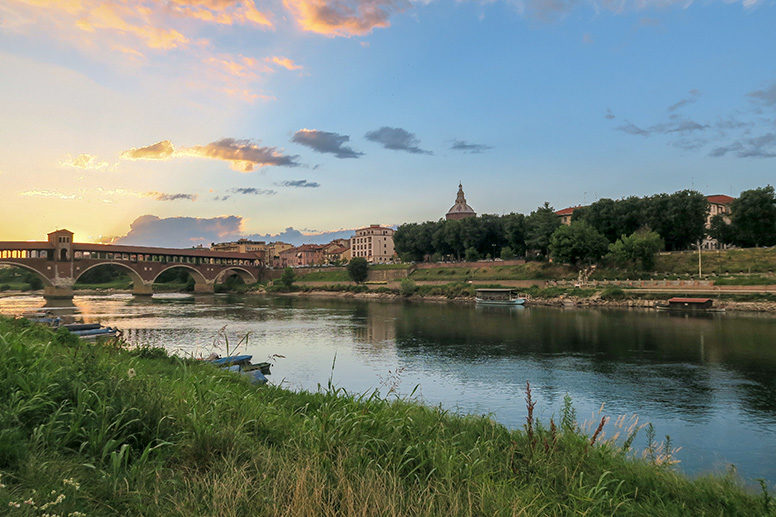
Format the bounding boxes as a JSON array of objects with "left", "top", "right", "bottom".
[
  {"left": 475, "top": 288, "right": 526, "bottom": 306},
  {"left": 656, "top": 297, "right": 725, "bottom": 313},
  {"left": 207, "top": 354, "right": 272, "bottom": 385}
]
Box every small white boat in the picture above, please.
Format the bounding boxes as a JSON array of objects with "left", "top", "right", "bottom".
[{"left": 475, "top": 288, "right": 526, "bottom": 306}]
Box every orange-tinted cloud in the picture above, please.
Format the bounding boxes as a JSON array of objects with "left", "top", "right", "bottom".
[
  {"left": 120, "top": 140, "right": 175, "bottom": 160},
  {"left": 59, "top": 153, "right": 111, "bottom": 170},
  {"left": 268, "top": 56, "right": 302, "bottom": 71},
  {"left": 119, "top": 138, "right": 299, "bottom": 171},
  {"left": 283, "top": 0, "right": 409, "bottom": 37},
  {"left": 206, "top": 55, "right": 272, "bottom": 79},
  {"left": 180, "top": 138, "right": 300, "bottom": 171},
  {"left": 168, "top": 0, "right": 272, "bottom": 28}
]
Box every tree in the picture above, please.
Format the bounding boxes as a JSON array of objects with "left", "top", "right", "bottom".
[
  {"left": 708, "top": 214, "right": 736, "bottom": 246},
  {"left": 549, "top": 222, "right": 608, "bottom": 266},
  {"left": 347, "top": 257, "right": 368, "bottom": 283},
  {"left": 525, "top": 203, "right": 561, "bottom": 258},
  {"left": 729, "top": 185, "right": 776, "bottom": 247},
  {"left": 503, "top": 213, "right": 526, "bottom": 256},
  {"left": 500, "top": 246, "right": 515, "bottom": 260},
  {"left": 279, "top": 267, "right": 296, "bottom": 290},
  {"left": 464, "top": 247, "right": 480, "bottom": 262},
  {"left": 607, "top": 229, "right": 664, "bottom": 270}
]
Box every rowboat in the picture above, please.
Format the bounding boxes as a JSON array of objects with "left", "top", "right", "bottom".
[
  {"left": 475, "top": 288, "right": 526, "bottom": 306},
  {"left": 207, "top": 354, "right": 271, "bottom": 385}
]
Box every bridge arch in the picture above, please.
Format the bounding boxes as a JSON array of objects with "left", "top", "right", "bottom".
[
  {"left": 152, "top": 264, "right": 209, "bottom": 286},
  {"left": 74, "top": 261, "right": 144, "bottom": 287},
  {"left": 0, "top": 261, "right": 54, "bottom": 287},
  {"left": 214, "top": 267, "right": 257, "bottom": 285}
]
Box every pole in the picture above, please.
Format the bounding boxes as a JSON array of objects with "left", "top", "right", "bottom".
[{"left": 697, "top": 241, "right": 702, "bottom": 278}]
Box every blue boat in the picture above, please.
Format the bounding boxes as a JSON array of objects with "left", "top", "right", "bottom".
[{"left": 208, "top": 355, "right": 271, "bottom": 385}]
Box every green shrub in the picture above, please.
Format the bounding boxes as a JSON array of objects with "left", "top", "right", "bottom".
[
  {"left": 399, "top": 278, "right": 417, "bottom": 297},
  {"left": 599, "top": 286, "right": 627, "bottom": 300}
]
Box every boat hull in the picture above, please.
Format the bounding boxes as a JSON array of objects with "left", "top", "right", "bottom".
[{"left": 475, "top": 298, "right": 525, "bottom": 306}]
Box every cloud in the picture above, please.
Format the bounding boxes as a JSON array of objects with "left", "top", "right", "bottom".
[
  {"left": 244, "top": 227, "right": 356, "bottom": 246},
  {"left": 181, "top": 138, "right": 300, "bottom": 171},
  {"left": 748, "top": 83, "right": 776, "bottom": 107},
  {"left": 667, "top": 89, "right": 701, "bottom": 112},
  {"left": 59, "top": 153, "right": 111, "bottom": 171},
  {"left": 112, "top": 214, "right": 245, "bottom": 247},
  {"left": 19, "top": 190, "right": 78, "bottom": 200},
  {"left": 283, "top": 0, "right": 409, "bottom": 37},
  {"left": 268, "top": 56, "right": 302, "bottom": 71},
  {"left": 168, "top": 0, "right": 273, "bottom": 28},
  {"left": 616, "top": 121, "right": 650, "bottom": 136},
  {"left": 206, "top": 55, "right": 273, "bottom": 80},
  {"left": 616, "top": 118, "right": 708, "bottom": 136},
  {"left": 604, "top": 108, "right": 615, "bottom": 120},
  {"left": 276, "top": 179, "right": 320, "bottom": 188},
  {"left": 709, "top": 133, "right": 776, "bottom": 159},
  {"left": 365, "top": 126, "right": 431, "bottom": 154},
  {"left": 291, "top": 129, "right": 363, "bottom": 158},
  {"left": 231, "top": 187, "right": 277, "bottom": 195},
  {"left": 119, "top": 138, "right": 299, "bottom": 171},
  {"left": 450, "top": 140, "right": 492, "bottom": 154},
  {"left": 145, "top": 192, "right": 198, "bottom": 201},
  {"left": 120, "top": 140, "right": 175, "bottom": 160},
  {"left": 109, "top": 214, "right": 355, "bottom": 247}
]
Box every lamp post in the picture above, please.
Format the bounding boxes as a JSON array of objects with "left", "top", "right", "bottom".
[{"left": 697, "top": 241, "right": 702, "bottom": 278}]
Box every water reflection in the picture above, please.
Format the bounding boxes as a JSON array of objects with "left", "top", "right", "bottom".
[{"left": 1, "top": 293, "right": 775, "bottom": 484}]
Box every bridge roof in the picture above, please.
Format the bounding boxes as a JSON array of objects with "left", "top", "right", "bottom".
[
  {"left": 74, "top": 242, "right": 259, "bottom": 259},
  {"left": 0, "top": 241, "right": 53, "bottom": 250},
  {"left": 0, "top": 240, "right": 261, "bottom": 259}
]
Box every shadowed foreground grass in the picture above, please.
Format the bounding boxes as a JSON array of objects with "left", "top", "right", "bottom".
[{"left": 0, "top": 317, "right": 772, "bottom": 516}]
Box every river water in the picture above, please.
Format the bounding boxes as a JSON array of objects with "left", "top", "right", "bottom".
[{"left": 2, "top": 293, "right": 775, "bottom": 485}]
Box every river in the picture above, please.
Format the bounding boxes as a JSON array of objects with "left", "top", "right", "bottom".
[{"left": 2, "top": 292, "right": 775, "bottom": 485}]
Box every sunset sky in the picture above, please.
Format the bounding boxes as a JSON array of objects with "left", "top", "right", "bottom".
[{"left": 1, "top": 0, "right": 774, "bottom": 246}]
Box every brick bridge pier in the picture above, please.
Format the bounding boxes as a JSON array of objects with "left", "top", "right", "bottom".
[{"left": 0, "top": 230, "right": 264, "bottom": 298}]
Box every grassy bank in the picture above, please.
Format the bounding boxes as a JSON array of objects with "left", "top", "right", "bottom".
[{"left": 0, "top": 316, "right": 773, "bottom": 515}]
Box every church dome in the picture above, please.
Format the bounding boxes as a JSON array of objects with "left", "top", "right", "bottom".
[{"left": 446, "top": 183, "right": 476, "bottom": 220}]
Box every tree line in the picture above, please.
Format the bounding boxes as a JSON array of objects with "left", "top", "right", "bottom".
[{"left": 394, "top": 186, "right": 776, "bottom": 269}]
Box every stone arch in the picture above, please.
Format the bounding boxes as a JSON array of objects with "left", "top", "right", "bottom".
[
  {"left": 152, "top": 264, "right": 209, "bottom": 286},
  {"left": 74, "top": 261, "right": 144, "bottom": 287},
  {"left": 0, "top": 261, "right": 54, "bottom": 287},
  {"left": 214, "top": 267, "right": 257, "bottom": 285}
]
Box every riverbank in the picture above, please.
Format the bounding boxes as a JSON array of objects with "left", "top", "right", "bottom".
[
  {"left": 273, "top": 285, "right": 776, "bottom": 313},
  {"left": 0, "top": 316, "right": 771, "bottom": 516}
]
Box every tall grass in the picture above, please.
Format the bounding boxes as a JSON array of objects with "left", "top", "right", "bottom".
[{"left": 0, "top": 316, "right": 772, "bottom": 516}]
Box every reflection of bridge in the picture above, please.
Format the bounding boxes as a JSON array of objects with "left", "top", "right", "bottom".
[{"left": 0, "top": 229, "right": 263, "bottom": 298}]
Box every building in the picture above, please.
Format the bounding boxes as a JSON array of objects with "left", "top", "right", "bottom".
[
  {"left": 211, "top": 239, "right": 269, "bottom": 263},
  {"left": 350, "top": 225, "right": 395, "bottom": 264},
  {"left": 266, "top": 242, "right": 293, "bottom": 267},
  {"left": 702, "top": 194, "right": 735, "bottom": 249},
  {"left": 555, "top": 206, "right": 585, "bottom": 225},
  {"left": 322, "top": 240, "right": 351, "bottom": 264},
  {"left": 445, "top": 183, "right": 476, "bottom": 220},
  {"left": 278, "top": 244, "right": 324, "bottom": 267}
]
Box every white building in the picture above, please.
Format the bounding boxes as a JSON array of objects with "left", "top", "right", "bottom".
[{"left": 350, "top": 225, "right": 395, "bottom": 264}]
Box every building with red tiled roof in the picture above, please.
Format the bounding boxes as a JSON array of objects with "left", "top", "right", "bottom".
[
  {"left": 554, "top": 206, "right": 586, "bottom": 225},
  {"left": 278, "top": 244, "right": 325, "bottom": 267},
  {"left": 702, "top": 194, "right": 736, "bottom": 249}
]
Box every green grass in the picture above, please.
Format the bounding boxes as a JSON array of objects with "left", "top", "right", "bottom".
[
  {"left": 0, "top": 317, "right": 772, "bottom": 515},
  {"left": 410, "top": 262, "right": 574, "bottom": 281},
  {"left": 655, "top": 247, "right": 776, "bottom": 276},
  {"left": 714, "top": 275, "right": 776, "bottom": 286},
  {"left": 296, "top": 269, "right": 352, "bottom": 282}
]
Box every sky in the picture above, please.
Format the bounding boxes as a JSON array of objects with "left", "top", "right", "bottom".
[{"left": 0, "top": 0, "right": 774, "bottom": 247}]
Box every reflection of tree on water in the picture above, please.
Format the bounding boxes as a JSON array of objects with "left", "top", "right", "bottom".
[{"left": 392, "top": 303, "right": 776, "bottom": 417}]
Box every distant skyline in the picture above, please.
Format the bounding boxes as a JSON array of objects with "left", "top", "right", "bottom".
[{"left": 1, "top": 0, "right": 774, "bottom": 245}]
